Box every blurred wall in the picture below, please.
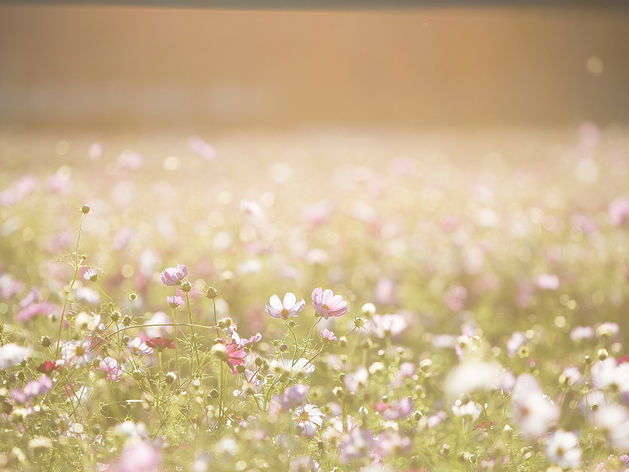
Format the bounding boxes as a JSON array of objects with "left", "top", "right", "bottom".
[{"left": 0, "top": 6, "right": 628, "bottom": 129}]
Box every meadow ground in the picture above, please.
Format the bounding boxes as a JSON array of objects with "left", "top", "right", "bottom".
[{"left": 1, "top": 123, "right": 629, "bottom": 471}]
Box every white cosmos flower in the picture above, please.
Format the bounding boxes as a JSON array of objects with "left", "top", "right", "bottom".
[
  {"left": 512, "top": 374, "right": 559, "bottom": 440},
  {"left": 61, "top": 339, "right": 93, "bottom": 367},
  {"left": 592, "top": 404, "right": 629, "bottom": 451},
  {"left": 369, "top": 314, "right": 407, "bottom": 339},
  {"left": 293, "top": 404, "right": 324, "bottom": 437},
  {"left": 265, "top": 292, "right": 306, "bottom": 320},
  {"left": 546, "top": 429, "right": 582, "bottom": 469},
  {"left": 0, "top": 344, "right": 33, "bottom": 370},
  {"left": 452, "top": 401, "right": 482, "bottom": 420},
  {"left": 445, "top": 360, "right": 501, "bottom": 399}
]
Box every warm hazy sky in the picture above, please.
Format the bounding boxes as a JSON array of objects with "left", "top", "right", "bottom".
[{"left": 1, "top": 6, "right": 628, "bottom": 129}]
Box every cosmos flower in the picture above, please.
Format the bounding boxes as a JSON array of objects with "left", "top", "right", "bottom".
[
  {"left": 369, "top": 314, "right": 407, "bottom": 339},
  {"left": 167, "top": 295, "right": 184, "bottom": 309},
  {"left": 545, "top": 429, "right": 582, "bottom": 469},
  {"left": 146, "top": 337, "right": 175, "bottom": 351},
  {"left": 374, "top": 397, "right": 414, "bottom": 420},
  {"left": 311, "top": 288, "right": 348, "bottom": 319},
  {"left": 591, "top": 358, "right": 629, "bottom": 392},
  {"left": 61, "top": 339, "right": 93, "bottom": 367},
  {"left": 83, "top": 268, "right": 98, "bottom": 282},
  {"left": 294, "top": 404, "right": 325, "bottom": 437},
  {"left": 11, "top": 375, "right": 53, "bottom": 403},
  {"left": 340, "top": 428, "right": 374, "bottom": 464},
  {"left": 127, "top": 337, "right": 153, "bottom": 356},
  {"left": 452, "top": 401, "right": 482, "bottom": 421},
  {"left": 320, "top": 329, "right": 337, "bottom": 342},
  {"left": 213, "top": 339, "right": 246, "bottom": 374},
  {"left": 265, "top": 292, "right": 306, "bottom": 319},
  {"left": 270, "top": 384, "right": 310, "bottom": 413},
  {"left": 159, "top": 264, "right": 189, "bottom": 286},
  {"left": 99, "top": 357, "right": 123, "bottom": 381},
  {"left": 512, "top": 374, "right": 559, "bottom": 440}
]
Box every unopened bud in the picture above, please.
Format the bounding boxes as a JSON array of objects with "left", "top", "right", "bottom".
[{"left": 80, "top": 205, "right": 91, "bottom": 214}]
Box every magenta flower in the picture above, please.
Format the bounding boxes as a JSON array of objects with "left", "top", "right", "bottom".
[
  {"left": 213, "top": 339, "right": 247, "bottom": 374},
  {"left": 159, "top": 265, "right": 189, "bottom": 286},
  {"left": 100, "top": 357, "right": 123, "bottom": 381},
  {"left": 311, "top": 288, "right": 348, "bottom": 319},
  {"left": 265, "top": 292, "right": 306, "bottom": 319}
]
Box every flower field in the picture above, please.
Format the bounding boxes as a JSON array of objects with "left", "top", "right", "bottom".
[{"left": 1, "top": 124, "right": 629, "bottom": 471}]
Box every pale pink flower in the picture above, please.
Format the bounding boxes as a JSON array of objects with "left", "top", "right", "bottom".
[
  {"left": 289, "top": 456, "right": 320, "bottom": 472},
  {"left": 597, "top": 322, "right": 620, "bottom": 338},
  {"left": 375, "top": 278, "right": 398, "bottom": 305},
  {"left": 159, "top": 264, "right": 189, "bottom": 286},
  {"left": 320, "top": 329, "right": 337, "bottom": 342},
  {"left": 111, "top": 441, "right": 160, "bottom": 472},
  {"left": 445, "top": 284, "right": 467, "bottom": 311},
  {"left": 238, "top": 333, "right": 262, "bottom": 347},
  {"left": 167, "top": 295, "right": 184, "bottom": 309},
  {"left": 270, "top": 384, "right": 310, "bottom": 413},
  {"left": 369, "top": 313, "right": 407, "bottom": 338},
  {"left": 339, "top": 428, "right": 374, "bottom": 464},
  {"left": 535, "top": 274, "right": 560, "bottom": 290},
  {"left": 311, "top": 288, "right": 348, "bottom": 319},
  {"left": 100, "top": 357, "right": 123, "bottom": 381},
  {"left": 374, "top": 397, "right": 413, "bottom": 420},
  {"left": 127, "top": 337, "right": 153, "bottom": 356},
  {"left": 507, "top": 331, "right": 528, "bottom": 357},
  {"left": 11, "top": 375, "right": 53, "bottom": 403},
  {"left": 294, "top": 404, "right": 324, "bottom": 437},
  {"left": 15, "top": 301, "right": 56, "bottom": 323},
  {"left": 608, "top": 197, "right": 629, "bottom": 226},
  {"left": 265, "top": 292, "right": 306, "bottom": 319},
  {"left": 570, "top": 325, "right": 595, "bottom": 341},
  {"left": 376, "top": 431, "right": 412, "bottom": 457}
]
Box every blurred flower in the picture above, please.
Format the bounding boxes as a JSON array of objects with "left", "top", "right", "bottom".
[
  {"left": 265, "top": 292, "right": 305, "bottom": 319},
  {"left": 597, "top": 322, "right": 619, "bottom": 338},
  {"left": 294, "top": 404, "right": 324, "bottom": 437},
  {"left": 111, "top": 441, "right": 160, "bottom": 472},
  {"left": 320, "top": 329, "right": 337, "bottom": 342},
  {"left": 340, "top": 428, "right": 374, "bottom": 464},
  {"left": 213, "top": 339, "right": 246, "bottom": 374},
  {"left": 188, "top": 136, "right": 217, "bottom": 161},
  {"left": 159, "top": 264, "right": 189, "bottom": 286},
  {"left": 507, "top": 331, "right": 528, "bottom": 358},
  {"left": 311, "top": 288, "right": 348, "bottom": 319},
  {"left": 374, "top": 397, "right": 413, "bottom": 420},
  {"left": 127, "top": 337, "right": 153, "bottom": 356},
  {"left": 369, "top": 314, "right": 407, "bottom": 339},
  {"left": 99, "top": 357, "right": 122, "bottom": 381},
  {"left": 592, "top": 405, "right": 629, "bottom": 451},
  {"left": 146, "top": 337, "right": 175, "bottom": 351},
  {"left": 289, "top": 456, "right": 320, "bottom": 472},
  {"left": 270, "top": 384, "right": 310, "bottom": 413},
  {"left": 15, "top": 301, "right": 55, "bottom": 323},
  {"left": 344, "top": 366, "right": 369, "bottom": 394},
  {"left": 452, "top": 401, "right": 482, "bottom": 420},
  {"left": 36, "top": 360, "right": 62, "bottom": 375},
  {"left": 376, "top": 431, "right": 412, "bottom": 457},
  {"left": 535, "top": 274, "right": 560, "bottom": 291},
  {"left": 608, "top": 197, "right": 629, "bottom": 226},
  {"left": 512, "top": 374, "right": 559, "bottom": 440},
  {"left": 144, "top": 311, "right": 174, "bottom": 338},
  {"left": 375, "top": 278, "right": 398, "bottom": 305},
  {"left": 570, "top": 326, "right": 595, "bottom": 341},
  {"left": 11, "top": 375, "right": 53, "bottom": 403},
  {"left": 591, "top": 358, "right": 629, "bottom": 392},
  {"left": 444, "top": 285, "right": 467, "bottom": 311},
  {"left": 546, "top": 429, "right": 582, "bottom": 469},
  {"left": 61, "top": 339, "right": 93, "bottom": 367}
]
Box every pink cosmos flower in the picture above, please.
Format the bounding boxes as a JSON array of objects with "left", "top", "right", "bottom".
[
  {"left": 320, "top": 329, "right": 337, "bottom": 342},
  {"left": 374, "top": 397, "right": 414, "bottom": 420},
  {"left": 608, "top": 197, "right": 629, "bottom": 226},
  {"left": 159, "top": 264, "right": 189, "bottom": 286},
  {"left": 100, "top": 357, "right": 123, "bottom": 381},
  {"left": 270, "top": 384, "right": 310, "bottom": 413},
  {"left": 167, "top": 295, "right": 184, "bottom": 309},
  {"left": 127, "top": 337, "right": 153, "bottom": 356},
  {"left": 311, "top": 288, "right": 348, "bottom": 319},
  {"left": 214, "top": 339, "right": 246, "bottom": 374},
  {"left": 11, "top": 375, "right": 53, "bottom": 403},
  {"left": 340, "top": 428, "right": 374, "bottom": 464},
  {"left": 15, "top": 301, "right": 56, "bottom": 323},
  {"left": 265, "top": 292, "right": 306, "bottom": 319},
  {"left": 111, "top": 441, "right": 160, "bottom": 472},
  {"left": 294, "top": 404, "right": 325, "bottom": 437}
]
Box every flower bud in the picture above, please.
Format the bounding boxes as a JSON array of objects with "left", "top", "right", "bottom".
[
  {"left": 80, "top": 205, "right": 91, "bottom": 214},
  {"left": 165, "top": 372, "right": 177, "bottom": 384},
  {"left": 180, "top": 281, "right": 192, "bottom": 293},
  {"left": 598, "top": 348, "right": 609, "bottom": 360},
  {"left": 40, "top": 336, "right": 51, "bottom": 348},
  {"left": 111, "top": 310, "right": 121, "bottom": 322},
  {"left": 209, "top": 389, "right": 219, "bottom": 399},
  {"left": 128, "top": 293, "right": 137, "bottom": 301}
]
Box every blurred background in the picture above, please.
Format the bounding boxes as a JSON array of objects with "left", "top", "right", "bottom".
[{"left": 1, "top": 5, "right": 628, "bottom": 131}]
